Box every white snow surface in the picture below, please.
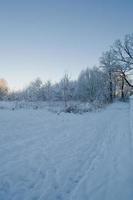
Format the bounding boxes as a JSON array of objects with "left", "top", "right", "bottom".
[{"left": 0, "top": 100, "right": 133, "bottom": 200}]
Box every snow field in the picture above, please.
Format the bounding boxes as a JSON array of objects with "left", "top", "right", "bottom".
[{"left": 0, "top": 101, "right": 133, "bottom": 199}]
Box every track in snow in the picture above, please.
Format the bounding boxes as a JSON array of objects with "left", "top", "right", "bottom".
[{"left": 0, "top": 102, "right": 133, "bottom": 200}]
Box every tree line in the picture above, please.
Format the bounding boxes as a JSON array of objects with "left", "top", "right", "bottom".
[{"left": 1, "top": 33, "right": 133, "bottom": 106}]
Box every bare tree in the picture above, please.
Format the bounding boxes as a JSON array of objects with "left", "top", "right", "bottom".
[{"left": 112, "top": 34, "right": 133, "bottom": 89}]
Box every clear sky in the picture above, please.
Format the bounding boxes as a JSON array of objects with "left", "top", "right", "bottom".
[{"left": 0, "top": 0, "right": 133, "bottom": 90}]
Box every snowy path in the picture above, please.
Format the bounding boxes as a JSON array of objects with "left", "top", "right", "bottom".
[{"left": 0, "top": 102, "right": 133, "bottom": 200}]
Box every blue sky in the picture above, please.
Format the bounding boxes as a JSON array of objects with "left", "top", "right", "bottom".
[{"left": 0, "top": 0, "right": 133, "bottom": 90}]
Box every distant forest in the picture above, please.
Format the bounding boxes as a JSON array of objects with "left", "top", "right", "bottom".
[{"left": 1, "top": 33, "right": 133, "bottom": 106}]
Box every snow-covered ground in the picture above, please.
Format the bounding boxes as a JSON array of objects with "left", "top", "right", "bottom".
[
  {"left": 0, "top": 100, "right": 102, "bottom": 113},
  {"left": 0, "top": 101, "right": 133, "bottom": 200}
]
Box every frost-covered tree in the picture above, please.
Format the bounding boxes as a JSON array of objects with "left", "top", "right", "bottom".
[
  {"left": 100, "top": 50, "right": 118, "bottom": 102},
  {"left": 41, "top": 80, "right": 52, "bottom": 101},
  {"left": 25, "top": 78, "right": 43, "bottom": 101},
  {"left": 77, "top": 67, "right": 108, "bottom": 103},
  {"left": 59, "top": 74, "right": 71, "bottom": 107}
]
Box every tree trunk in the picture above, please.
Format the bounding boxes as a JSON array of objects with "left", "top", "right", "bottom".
[
  {"left": 121, "top": 76, "right": 124, "bottom": 99},
  {"left": 109, "top": 71, "right": 113, "bottom": 102},
  {"left": 121, "top": 71, "right": 133, "bottom": 88}
]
